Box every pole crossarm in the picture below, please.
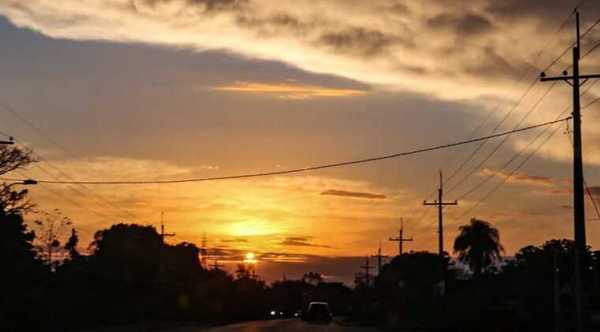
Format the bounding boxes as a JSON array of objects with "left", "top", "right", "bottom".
[
  {"left": 389, "top": 218, "right": 413, "bottom": 256},
  {"left": 423, "top": 200, "right": 458, "bottom": 206},
  {"left": 540, "top": 73, "right": 600, "bottom": 82},
  {"left": 538, "top": 10, "right": 600, "bottom": 332}
]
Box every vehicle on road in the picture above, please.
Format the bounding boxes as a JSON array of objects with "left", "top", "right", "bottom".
[
  {"left": 303, "top": 301, "right": 332, "bottom": 323},
  {"left": 266, "top": 309, "right": 286, "bottom": 319}
]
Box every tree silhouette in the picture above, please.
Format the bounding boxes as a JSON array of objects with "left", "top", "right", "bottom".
[
  {"left": 64, "top": 228, "right": 80, "bottom": 260},
  {"left": 31, "top": 210, "right": 72, "bottom": 269},
  {"left": 302, "top": 271, "right": 323, "bottom": 286},
  {"left": 453, "top": 218, "right": 504, "bottom": 277},
  {"left": 0, "top": 146, "right": 43, "bottom": 331}
]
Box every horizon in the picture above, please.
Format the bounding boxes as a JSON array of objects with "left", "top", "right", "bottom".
[{"left": 0, "top": 0, "right": 599, "bottom": 285}]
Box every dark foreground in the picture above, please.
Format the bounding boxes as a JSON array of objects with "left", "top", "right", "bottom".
[{"left": 169, "top": 319, "right": 381, "bottom": 332}]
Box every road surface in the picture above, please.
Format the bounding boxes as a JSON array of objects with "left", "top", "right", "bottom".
[{"left": 170, "top": 319, "right": 382, "bottom": 332}]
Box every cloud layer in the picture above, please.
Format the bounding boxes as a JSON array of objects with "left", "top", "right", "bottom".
[
  {"left": 321, "top": 189, "right": 386, "bottom": 200},
  {"left": 2, "top": 0, "right": 598, "bottom": 100}
]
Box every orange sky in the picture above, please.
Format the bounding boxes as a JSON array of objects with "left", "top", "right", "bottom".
[{"left": 0, "top": 0, "right": 599, "bottom": 282}]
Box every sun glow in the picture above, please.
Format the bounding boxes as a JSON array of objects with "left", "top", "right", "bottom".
[
  {"left": 226, "top": 220, "right": 281, "bottom": 237},
  {"left": 244, "top": 252, "right": 258, "bottom": 264}
]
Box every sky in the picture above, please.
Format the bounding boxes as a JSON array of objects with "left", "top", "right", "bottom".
[{"left": 0, "top": 0, "right": 599, "bottom": 284}]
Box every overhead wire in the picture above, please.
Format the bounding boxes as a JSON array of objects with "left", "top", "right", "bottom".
[
  {"left": 419, "top": 4, "right": 581, "bottom": 213},
  {"left": 0, "top": 117, "right": 572, "bottom": 185},
  {"left": 11, "top": 169, "right": 117, "bottom": 223},
  {"left": 446, "top": 82, "right": 558, "bottom": 194},
  {"left": 456, "top": 119, "right": 564, "bottom": 220},
  {"left": 0, "top": 103, "right": 138, "bottom": 221},
  {"left": 453, "top": 79, "right": 600, "bottom": 220}
]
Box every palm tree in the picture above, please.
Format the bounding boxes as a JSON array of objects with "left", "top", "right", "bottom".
[{"left": 453, "top": 218, "right": 504, "bottom": 277}]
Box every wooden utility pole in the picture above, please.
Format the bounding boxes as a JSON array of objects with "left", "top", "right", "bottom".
[
  {"left": 210, "top": 258, "right": 224, "bottom": 270},
  {"left": 200, "top": 232, "right": 208, "bottom": 269},
  {"left": 160, "top": 212, "right": 176, "bottom": 242},
  {"left": 540, "top": 10, "right": 600, "bottom": 332},
  {"left": 159, "top": 212, "right": 175, "bottom": 286},
  {"left": 360, "top": 256, "right": 374, "bottom": 286},
  {"left": 389, "top": 218, "right": 413, "bottom": 256},
  {"left": 372, "top": 242, "right": 388, "bottom": 274},
  {"left": 424, "top": 171, "right": 458, "bottom": 256}
]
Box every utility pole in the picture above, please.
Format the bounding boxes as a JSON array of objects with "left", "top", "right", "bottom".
[
  {"left": 372, "top": 242, "right": 388, "bottom": 274},
  {"left": 159, "top": 212, "right": 175, "bottom": 287},
  {"left": 360, "top": 256, "right": 374, "bottom": 286},
  {"left": 160, "top": 212, "right": 176, "bottom": 242},
  {"left": 424, "top": 171, "right": 458, "bottom": 256},
  {"left": 540, "top": 10, "right": 600, "bottom": 332},
  {"left": 389, "top": 218, "right": 413, "bottom": 256},
  {"left": 201, "top": 232, "right": 208, "bottom": 269},
  {"left": 210, "top": 258, "right": 224, "bottom": 270}
]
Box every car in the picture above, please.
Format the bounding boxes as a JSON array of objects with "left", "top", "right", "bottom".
[
  {"left": 303, "top": 301, "right": 332, "bottom": 323},
  {"left": 266, "top": 309, "right": 286, "bottom": 319}
]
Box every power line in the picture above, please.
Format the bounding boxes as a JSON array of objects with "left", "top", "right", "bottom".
[
  {"left": 582, "top": 96, "right": 600, "bottom": 109},
  {"left": 415, "top": 71, "right": 540, "bottom": 226},
  {"left": 456, "top": 120, "right": 563, "bottom": 220},
  {"left": 582, "top": 39, "right": 600, "bottom": 59},
  {"left": 455, "top": 78, "right": 599, "bottom": 217},
  {"left": 560, "top": 16, "right": 600, "bottom": 71},
  {"left": 0, "top": 117, "right": 571, "bottom": 185},
  {"left": 418, "top": 6, "right": 581, "bottom": 213},
  {"left": 564, "top": 113, "right": 600, "bottom": 222},
  {"left": 6, "top": 137, "right": 138, "bottom": 221},
  {"left": 444, "top": 77, "right": 539, "bottom": 188},
  {"left": 12, "top": 169, "right": 117, "bottom": 222},
  {"left": 414, "top": 10, "right": 579, "bottom": 226},
  {"left": 542, "top": 44, "right": 576, "bottom": 74},
  {"left": 446, "top": 83, "right": 557, "bottom": 194},
  {"left": 0, "top": 103, "right": 138, "bottom": 221}
]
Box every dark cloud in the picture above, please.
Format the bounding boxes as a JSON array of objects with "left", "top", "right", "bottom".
[
  {"left": 279, "top": 236, "right": 332, "bottom": 248},
  {"left": 133, "top": 0, "right": 247, "bottom": 14},
  {"left": 486, "top": 0, "right": 578, "bottom": 21},
  {"left": 463, "top": 46, "right": 523, "bottom": 79},
  {"left": 235, "top": 12, "right": 317, "bottom": 38},
  {"left": 207, "top": 247, "right": 245, "bottom": 260},
  {"left": 285, "top": 236, "right": 311, "bottom": 242},
  {"left": 256, "top": 255, "right": 366, "bottom": 284},
  {"left": 221, "top": 237, "right": 248, "bottom": 243},
  {"left": 428, "top": 13, "right": 493, "bottom": 37},
  {"left": 317, "top": 27, "right": 397, "bottom": 58},
  {"left": 485, "top": 0, "right": 600, "bottom": 34},
  {"left": 188, "top": 0, "right": 247, "bottom": 11},
  {"left": 321, "top": 189, "right": 386, "bottom": 200},
  {"left": 237, "top": 12, "right": 307, "bottom": 30}
]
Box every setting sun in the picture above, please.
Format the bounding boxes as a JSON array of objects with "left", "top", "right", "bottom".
[
  {"left": 3, "top": 1, "right": 600, "bottom": 330},
  {"left": 243, "top": 252, "right": 258, "bottom": 264}
]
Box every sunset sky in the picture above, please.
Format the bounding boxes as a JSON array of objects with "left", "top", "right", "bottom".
[{"left": 0, "top": 0, "right": 600, "bottom": 283}]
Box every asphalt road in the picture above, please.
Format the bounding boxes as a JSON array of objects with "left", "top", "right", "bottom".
[{"left": 171, "top": 319, "right": 381, "bottom": 332}]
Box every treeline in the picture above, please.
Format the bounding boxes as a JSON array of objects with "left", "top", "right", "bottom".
[
  {"left": 2, "top": 215, "right": 353, "bottom": 331},
  {"left": 349, "top": 220, "right": 600, "bottom": 331},
  {"left": 4, "top": 146, "right": 600, "bottom": 332},
  {"left": 0, "top": 145, "right": 353, "bottom": 331}
]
